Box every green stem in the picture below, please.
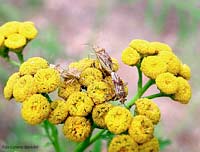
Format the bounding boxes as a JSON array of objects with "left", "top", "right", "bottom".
[
  {"left": 144, "top": 92, "right": 172, "bottom": 99},
  {"left": 74, "top": 129, "right": 105, "bottom": 152},
  {"left": 16, "top": 52, "right": 24, "bottom": 64},
  {"left": 136, "top": 64, "right": 142, "bottom": 91},
  {"left": 5, "top": 57, "right": 20, "bottom": 67},
  {"left": 42, "top": 93, "right": 53, "bottom": 103}
]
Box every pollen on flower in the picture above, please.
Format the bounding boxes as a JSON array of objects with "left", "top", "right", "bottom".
[
  {"left": 66, "top": 92, "right": 94, "bottom": 116},
  {"left": 105, "top": 106, "right": 132, "bottom": 134},
  {"left": 138, "top": 137, "right": 160, "bottom": 152},
  {"left": 18, "top": 21, "right": 38, "bottom": 39},
  {"left": 135, "top": 98, "right": 161, "bottom": 125},
  {"left": 129, "top": 115, "right": 154, "bottom": 144},
  {"left": 92, "top": 103, "right": 113, "bottom": 128},
  {"left": 21, "top": 94, "right": 50, "bottom": 125},
  {"left": 179, "top": 64, "right": 191, "bottom": 80},
  {"left": 34, "top": 68, "right": 60, "bottom": 93},
  {"left": 121, "top": 47, "right": 140, "bottom": 66},
  {"left": 19, "top": 57, "right": 49, "bottom": 75},
  {"left": 108, "top": 135, "right": 139, "bottom": 152},
  {"left": 150, "top": 41, "right": 172, "bottom": 53},
  {"left": 141, "top": 56, "right": 167, "bottom": 79},
  {"left": 0, "top": 21, "right": 21, "bottom": 37},
  {"left": 63, "top": 116, "right": 91, "bottom": 142},
  {"left": 155, "top": 72, "right": 178, "bottom": 94},
  {"left": 48, "top": 99, "right": 68, "bottom": 125},
  {"left": 13, "top": 75, "right": 37, "bottom": 102}
]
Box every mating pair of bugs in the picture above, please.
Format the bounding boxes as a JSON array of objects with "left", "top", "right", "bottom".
[{"left": 54, "top": 46, "right": 127, "bottom": 103}]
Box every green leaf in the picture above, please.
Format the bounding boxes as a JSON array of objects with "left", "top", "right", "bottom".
[{"left": 92, "top": 139, "right": 102, "bottom": 152}]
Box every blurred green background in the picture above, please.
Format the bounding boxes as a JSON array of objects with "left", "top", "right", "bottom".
[{"left": 0, "top": 0, "right": 200, "bottom": 151}]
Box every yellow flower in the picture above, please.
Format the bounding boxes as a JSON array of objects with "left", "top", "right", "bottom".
[
  {"left": 92, "top": 103, "right": 113, "bottom": 128},
  {"left": 19, "top": 57, "right": 49, "bottom": 75},
  {"left": 34, "top": 68, "right": 60, "bottom": 93},
  {"left": 48, "top": 99, "right": 68, "bottom": 125},
  {"left": 79, "top": 67, "right": 103, "bottom": 86},
  {"left": 13, "top": 75, "right": 37, "bottom": 102},
  {"left": 129, "top": 39, "right": 155, "bottom": 55},
  {"left": 121, "top": 47, "right": 140, "bottom": 66},
  {"left": 18, "top": 21, "right": 38, "bottom": 39},
  {"left": 141, "top": 56, "right": 167, "bottom": 79},
  {"left": 129, "top": 115, "right": 154, "bottom": 144},
  {"left": 111, "top": 57, "right": 119, "bottom": 72},
  {"left": 135, "top": 98, "right": 161, "bottom": 125},
  {"left": 4, "top": 33, "right": 26, "bottom": 50},
  {"left": 108, "top": 135, "right": 139, "bottom": 152},
  {"left": 0, "top": 35, "right": 4, "bottom": 47},
  {"left": 69, "top": 58, "right": 95, "bottom": 72},
  {"left": 150, "top": 41, "right": 172, "bottom": 53},
  {"left": 0, "top": 21, "right": 21, "bottom": 37},
  {"left": 63, "top": 116, "right": 91, "bottom": 142},
  {"left": 155, "top": 72, "right": 178, "bottom": 94},
  {"left": 87, "top": 81, "right": 113, "bottom": 104},
  {"left": 179, "top": 64, "right": 191, "bottom": 80},
  {"left": 105, "top": 106, "right": 132, "bottom": 134},
  {"left": 4, "top": 72, "right": 20, "bottom": 100},
  {"left": 58, "top": 79, "right": 81, "bottom": 100},
  {"left": 66, "top": 92, "right": 94, "bottom": 116},
  {"left": 173, "top": 77, "right": 192, "bottom": 104},
  {"left": 21, "top": 94, "right": 50, "bottom": 125},
  {"left": 138, "top": 137, "right": 159, "bottom": 152},
  {"left": 158, "top": 51, "right": 181, "bottom": 75}
]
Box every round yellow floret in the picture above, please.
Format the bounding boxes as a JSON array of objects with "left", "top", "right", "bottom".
[
  {"left": 105, "top": 106, "right": 132, "bottom": 134},
  {"left": 13, "top": 75, "right": 37, "bottom": 102},
  {"left": 141, "top": 56, "right": 167, "bottom": 79},
  {"left": 173, "top": 77, "right": 192, "bottom": 104},
  {"left": 69, "top": 58, "right": 95, "bottom": 72},
  {"left": 21, "top": 94, "right": 50, "bottom": 125},
  {"left": 129, "top": 115, "right": 154, "bottom": 144},
  {"left": 48, "top": 100, "right": 68, "bottom": 124},
  {"left": 135, "top": 98, "right": 161, "bottom": 124},
  {"left": 63, "top": 116, "right": 91, "bottom": 142},
  {"left": 158, "top": 51, "right": 181, "bottom": 75},
  {"left": 0, "top": 21, "right": 21, "bottom": 37},
  {"left": 66, "top": 92, "right": 94, "bottom": 116},
  {"left": 19, "top": 57, "right": 49, "bottom": 75},
  {"left": 111, "top": 57, "right": 119, "bottom": 72},
  {"left": 79, "top": 67, "right": 103, "bottom": 86},
  {"left": 58, "top": 79, "right": 81, "bottom": 100},
  {"left": 92, "top": 103, "right": 113, "bottom": 128},
  {"left": 138, "top": 137, "right": 159, "bottom": 152},
  {"left": 179, "top": 64, "right": 191, "bottom": 80},
  {"left": 4, "top": 33, "right": 26, "bottom": 50},
  {"left": 18, "top": 21, "right": 38, "bottom": 39},
  {"left": 121, "top": 47, "right": 140, "bottom": 66},
  {"left": 150, "top": 41, "right": 172, "bottom": 53},
  {"left": 34, "top": 68, "right": 60, "bottom": 93},
  {"left": 3, "top": 72, "right": 20, "bottom": 100},
  {"left": 0, "top": 35, "right": 4, "bottom": 47},
  {"left": 87, "top": 81, "right": 112, "bottom": 104},
  {"left": 108, "top": 135, "right": 139, "bottom": 152},
  {"left": 155, "top": 72, "right": 178, "bottom": 94}
]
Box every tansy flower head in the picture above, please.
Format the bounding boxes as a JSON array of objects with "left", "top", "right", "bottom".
[
  {"left": 4, "top": 33, "right": 26, "bottom": 50},
  {"left": 19, "top": 57, "right": 49, "bottom": 75},
  {"left": 158, "top": 51, "right": 181, "bottom": 75},
  {"left": 13, "top": 75, "right": 37, "bottom": 102},
  {"left": 173, "top": 77, "right": 192, "bottom": 104},
  {"left": 0, "top": 21, "right": 20, "bottom": 37},
  {"left": 150, "top": 41, "right": 172, "bottom": 54},
  {"left": 108, "top": 135, "right": 139, "bottom": 152},
  {"left": 129, "top": 115, "right": 154, "bottom": 144},
  {"left": 129, "top": 39, "right": 154, "bottom": 55},
  {"left": 135, "top": 98, "right": 161, "bottom": 125},
  {"left": 34, "top": 68, "right": 60, "bottom": 93},
  {"left": 105, "top": 106, "right": 132, "bottom": 134},
  {"left": 138, "top": 137, "right": 159, "bottom": 152},
  {"left": 155, "top": 72, "right": 178, "bottom": 94},
  {"left": 4, "top": 72, "right": 20, "bottom": 100},
  {"left": 92, "top": 103, "right": 113, "bottom": 128},
  {"left": 63, "top": 116, "right": 91, "bottom": 142},
  {"left": 21, "top": 94, "right": 50, "bottom": 125},
  {"left": 121, "top": 47, "right": 140, "bottom": 66},
  {"left": 48, "top": 99, "right": 68, "bottom": 125},
  {"left": 58, "top": 79, "right": 81, "bottom": 100},
  {"left": 66, "top": 92, "right": 94, "bottom": 116},
  {"left": 18, "top": 21, "right": 38, "bottom": 39},
  {"left": 141, "top": 56, "right": 167, "bottom": 79},
  {"left": 179, "top": 64, "right": 191, "bottom": 80},
  {"left": 79, "top": 67, "right": 103, "bottom": 86},
  {"left": 87, "top": 81, "right": 113, "bottom": 104},
  {"left": 69, "top": 58, "right": 95, "bottom": 72}
]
